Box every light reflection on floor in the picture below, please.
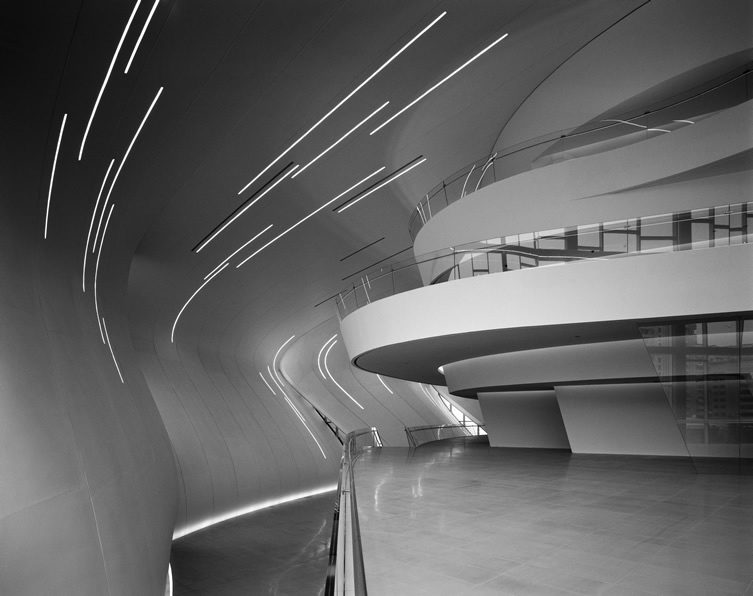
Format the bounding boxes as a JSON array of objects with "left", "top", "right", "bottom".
[
  {"left": 354, "top": 437, "right": 753, "bottom": 595},
  {"left": 170, "top": 492, "right": 335, "bottom": 595}
]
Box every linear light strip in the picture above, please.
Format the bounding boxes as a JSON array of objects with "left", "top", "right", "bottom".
[
  {"left": 94, "top": 204, "right": 115, "bottom": 343},
  {"left": 602, "top": 118, "right": 646, "bottom": 129},
  {"left": 172, "top": 484, "right": 338, "bottom": 540},
  {"left": 124, "top": 0, "right": 159, "bottom": 74},
  {"left": 102, "top": 318, "right": 125, "bottom": 383},
  {"left": 259, "top": 370, "right": 276, "bottom": 395},
  {"left": 167, "top": 565, "right": 173, "bottom": 596},
  {"left": 269, "top": 369, "right": 327, "bottom": 459},
  {"left": 236, "top": 166, "right": 385, "bottom": 268},
  {"left": 196, "top": 165, "right": 297, "bottom": 253},
  {"left": 272, "top": 335, "right": 296, "bottom": 386},
  {"left": 376, "top": 374, "right": 394, "bottom": 395},
  {"left": 292, "top": 101, "right": 389, "bottom": 179},
  {"left": 78, "top": 0, "right": 142, "bottom": 160},
  {"left": 323, "top": 340, "right": 364, "bottom": 409},
  {"left": 370, "top": 32, "right": 509, "bottom": 135},
  {"left": 317, "top": 334, "right": 338, "bottom": 379},
  {"left": 45, "top": 113, "right": 68, "bottom": 239},
  {"left": 206, "top": 224, "right": 273, "bottom": 277},
  {"left": 99, "top": 86, "right": 164, "bottom": 224},
  {"left": 336, "top": 157, "right": 427, "bottom": 213},
  {"left": 236, "top": 11, "right": 446, "bottom": 195},
  {"left": 170, "top": 262, "right": 228, "bottom": 343},
  {"left": 83, "top": 159, "right": 115, "bottom": 291}
]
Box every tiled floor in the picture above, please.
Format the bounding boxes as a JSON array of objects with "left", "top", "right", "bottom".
[
  {"left": 353, "top": 438, "right": 753, "bottom": 595},
  {"left": 170, "top": 492, "right": 335, "bottom": 595}
]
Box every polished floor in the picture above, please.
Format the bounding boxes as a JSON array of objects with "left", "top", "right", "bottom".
[
  {"left": 170, "top": 492, "right": 335, "bottom": 595},
  {"left": 353, "top": 438, "right": 753, "bottom": 595}
]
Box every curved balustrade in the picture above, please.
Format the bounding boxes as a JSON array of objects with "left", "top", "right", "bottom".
[
  {"left": 408, "top": 66, "right": 752, "bottom": 240},
  {"left": 325, "top": 427, "right": 382, "bottom": 596},
  {"left": 337, "top": 202, "right": 752, "bottom": 318},
  {"left": 405, "top": 424, "right": 485, "bottom": 448}
]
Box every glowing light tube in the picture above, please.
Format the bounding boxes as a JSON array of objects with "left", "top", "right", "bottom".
[
  {"left": 292, "top": 101, "right": 389, "bottom": 178},
  {"left": 205, "top": 224, "right": 273, "bottom": 278},
  {"left": 272, "top": 335, "right": 296, "bottom": 385},
  {"left": 101, "top": 318, "right": 124, "bottom": 383},
  {"left": 196, "top": 165, "right": 297, "bottom": 253},
  {"left": 172, "top": 484, "right": 337, "bottom": 540},
  {"left": 100, "top": 86, "right": 164, "bottom": 217},
  {"left": 124, "top": 0, "right": 159, "bottom": 74},
  {"left": 317, "top": 334, "right": 338, "bottom": 379},
  {"left": 83, "top": 159, "right": 114, "bottom": 291},
  {"left": 259, "top": 370, "right": 276, "bottom": 395},
  {"left": 94, "top": 204, "right": 115, "bottom": 344},
  {"left": 236, "top": 11, "right": 446, "bottom": 196},
  {"left": 370, "top": 32, "right": 509, "bottom": 135},
  {"left": 336, "top": 157, "right": 426, "bottom": 213},
  {"left": 269, "top": 369, "right": 327, "bottom": 459},
  {"left": 167, "top": 564, "right": 173, "bottom": 596},
  {"left": 602, "top": 119, "right": 646, "bottom": 129},
  {"left": 376, "top": 374, "right": 393, "bottom": 394},
  {"left": 323, "top": 340, "right": 364, "bottom": 409},
  {"left": 78, "top": 0, "right": 142, "bottom": 160},
  {"left": 170, "top": 262, "right": 228, "bottom": 343},
  {"left": 45, "top": 113, "right": 67, "bottom": 239},
  {"left": 236, "top": 166, "right": 385, "bottom": 267}
]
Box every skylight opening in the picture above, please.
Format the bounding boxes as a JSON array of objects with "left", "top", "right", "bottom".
[
  {"left": 45, "top": 113, "right": 67, "bottom": 239},
  {"left": 370, "top": 32, "right": 509, "bottom": 135},
  {"left": 78, "top": 0, "right": 143, "bottom": 160},
  {"left": 236, "top": 11, "right": 446, "bottom": 196}
]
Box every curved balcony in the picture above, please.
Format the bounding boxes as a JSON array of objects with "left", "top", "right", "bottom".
[
  {"left": 407, "top": 65, "right": 752, "bottom": 240},
  {"left": 337, "top": 201, "right": 752, "bottom": 318}
]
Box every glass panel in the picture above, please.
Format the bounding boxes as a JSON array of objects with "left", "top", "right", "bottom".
[
  {"left": 707, "top": 321, "right": 737, "bottom": 347},
  {"left": 641, "top": 216, "right": 673, "bottom": 237},
  {"left": 603, "top": 232, "right": 628, "bottom": 252},
  {"left": 691, "top": 222, "right": 711, "bottom": 248},
  {"left": 640, "top": 238, "right": 673, "bottom": 252}
]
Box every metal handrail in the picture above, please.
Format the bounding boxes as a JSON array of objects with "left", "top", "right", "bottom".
[
  {"left": 325, "top": 427, "right": 382, "bottom": 596},
  {"left": 405, "top": 423, "right": 485, "bottom": 448},
  {"left": 408, "top": 66, "right": 752, "bottom": 239}
]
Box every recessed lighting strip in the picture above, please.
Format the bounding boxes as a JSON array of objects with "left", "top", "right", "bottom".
[
  {"left": 269, "top": 368, "right": 327, "bottom": 459},
  {"left": 272, "top": 335, "right": 296, "bottom": 385},
  {"left": 78, "top": 0, "right": 143, "bottom": 160},
  {"left": 102, "top": 317, "right": 125, "bottom": 383},
  {"left": 371, "top": 32, "right": 509, "bottom": 135},
  {"left": 376, "top": 374, "right": 394, "bottom": 395},
  {"left": 258, "top": 370, "right": 276, "bottom": 395},
  {"left": 97, "top": 86, "right": 164, "bottom": 239},
  {"left": 94, "top": 204, "right": 115, "bottom": 343},
  {"left": 236, "top": 166, "right": 386, "bottom": 268},
  {"left": 194, "top": 163, "right": 297, "bottom": 253},
  {"left": 124, "top": 0, "right": 159, "bottom": 74},
  {"left": 45, "top": 113, "right": 68, "bottom": 239},
  {"left": 292, "top": 101, "right": 389, "bottom": 179},
  {"left": 323, "top": 340, "right": 364, "bottom": 409},
  {"left": 172, "top": 484, "right": 338, "bottom": 539},
  {"left": 335, "top": 156, "right": 426, "bottom": 213},
  {"left": 317, "top": 334, "right": 338, "bottom": 379},
  {"left": 205, "top": 224, "right": 273, "bottom": 278},
  {"left": 170, "top": 262, "right": 228, "bottom": 343},
  {"left": 83, "top": 159, "right": 115, "bottom": 291},
  {"left": 602, "top": 119, "right": 646, "bottom": 129},
  {"left": 236, "top": 11, "right": 446, "bottom": 196}
]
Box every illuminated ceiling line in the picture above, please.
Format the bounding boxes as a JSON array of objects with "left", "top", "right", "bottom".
[
  {"left": 323, "top": 340, "right": 364, "bottom": 410},
  {"left": 236, "top": 11, "right": 446, "bottom": 196},
  {"left": 95, "top": 86, "right": 164, "bottom": 252},
  {"left": 258, "top": 370, "right": 276, "bottom": 395},
  {"left": 94, "top": 204, "right": 115, "bottom": 344},
  {"left": 235, "top": 166, "right": 386, "bottom": 268},
  {"left": 205, "top": 224, "right": 273, "bottom": 278},
  {"left": 102, "top": 318, "right": 124, "bottom": 383},
  {"left": 44, "top": 113, "right": 67, "bottom": 239},
  {"left": 370, "top": 32, "right": 509, "bottom": 135},
  {"left": 376, "top": 374, "right": 394, "bottom": 395},
  {"left": 78, "top": 0, "right": 142, "bottom": 160},
  {"left": 82, "top": 159, "right": 115, "bottom": 292},
  {"left": 317, "top": 334, "right": 338, "bottom": 379},
  {"left": 335, "top": 156, "right": 427, "bottom": 213},
  {"left": 124, "top": 0, "right": 160, "bottom": 74},
  {"left": 170, "top": 262, "right": 228, "bottom": 343},
  {"left": 194, "top": 163, "right": 297, "bottom": 253},
  {"left": 292, "top": 101, "right": 389, "bottom": 179}
]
